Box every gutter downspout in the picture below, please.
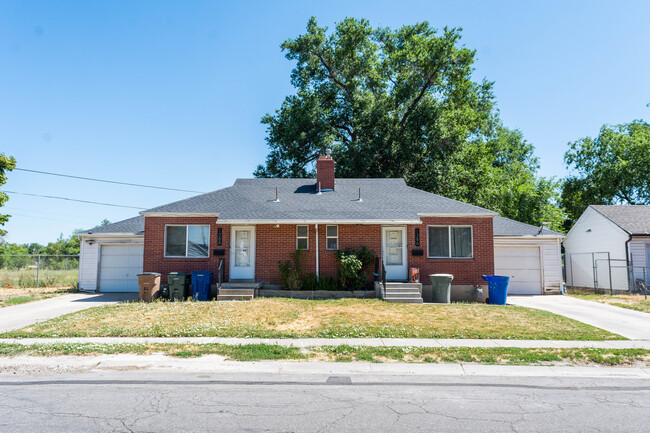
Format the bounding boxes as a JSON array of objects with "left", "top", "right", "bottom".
[
  {"left": 625, "top": 233, "right": 633, "bottom": 291},
  {"left": 315, "top": 224, "right": 319, "bottom": 280}
]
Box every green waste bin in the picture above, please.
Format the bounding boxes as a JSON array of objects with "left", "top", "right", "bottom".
[
  {"left": 168, "top": 272, "right": 189, "bottom": 301},
  {"left": 429, "top": 274, "right": 454, "bottom": 304}
]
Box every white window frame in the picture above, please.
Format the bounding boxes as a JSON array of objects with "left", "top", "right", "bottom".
[
  {"left": 164, "top": 224, "right": 210, "bottom": 258},
  {"left": 296, "top": 225, "right": 309, "bottom": 250},
  {"left": 427, "top": 225, "right": 473, "bottom": 259},
  {"left": 325, "top": 225, "right": 339, "bottom": 250}
]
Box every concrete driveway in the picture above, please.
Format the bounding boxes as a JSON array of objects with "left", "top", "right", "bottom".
[
  {"left": 508, "top": 295, "right": 650, "bottom": 340},
  {"left": 0, "top": 292, "right": 137, "bottom": 334}
]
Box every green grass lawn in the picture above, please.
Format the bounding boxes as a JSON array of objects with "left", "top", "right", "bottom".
[
  {"left": 1, "top": 298, "right": 623, "bottom": 340},
  {"left": 0, "top": 343, "right": 646, "bottom": 366},
  {"left": 567, "top": 288, "right": 650, "bottom": 313}
]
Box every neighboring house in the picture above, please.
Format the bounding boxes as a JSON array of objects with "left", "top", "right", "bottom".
[
  {"left": 563, "top": 205, "right": 650, "bottom": 291},
  {"left": 77, "top": 152, "right": 563, "bottom": 298},
  {"left": 493, "top": 216, "right": 564, "bottom": 294}
]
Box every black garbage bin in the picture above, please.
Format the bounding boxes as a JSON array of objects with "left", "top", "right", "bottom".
[{"left": 168, "top": 272, "right": 189, "bottom": 301}]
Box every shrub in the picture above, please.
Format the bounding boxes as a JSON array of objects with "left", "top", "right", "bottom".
[
  {"left": 335, "top": 246, "right": 376, "bottom": 291},
  {"left": 302, "top": 274, "right": 340, "bottom": 291},
  {"left": 278, "top": 249, "right": 305, "bottom": 290}
]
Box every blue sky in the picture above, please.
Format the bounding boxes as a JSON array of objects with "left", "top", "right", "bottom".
[{"left": 1, "top": 0, "right": 649, "bottom": 244}]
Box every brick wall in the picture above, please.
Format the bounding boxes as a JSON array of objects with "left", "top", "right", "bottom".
[
  {"left": 143, "top": 216, "right": 494, "bottom": 286},
  {"left": 143, "top": 217, "right": 229, "bottom": 284},
  {"left": 407, "top": 217, "right": 494, "bottom": 285}
]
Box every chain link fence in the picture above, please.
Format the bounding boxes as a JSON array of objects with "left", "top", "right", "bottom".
[
  {"left": 565, "top": 251, "right": 650, "bottom": 294},
  {"left": 0, "top": 255, "right": 79, "bottom": 288}
]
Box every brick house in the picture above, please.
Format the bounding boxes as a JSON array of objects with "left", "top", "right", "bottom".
[{"left": 77, "top": 153, "right": 564, "bottom": 299}]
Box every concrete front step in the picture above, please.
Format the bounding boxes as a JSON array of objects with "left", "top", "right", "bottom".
[
  {"left": 385, "top": 297, "right": 423, "bottom": 304},
  {"left": 385, "top": 288, "right": 422, "bottom": 293},
  {"left": 217, "top": 294, "right": 254, "bottom": 301},
  {"left": 222, "top": 282, "right": 262, "bottom": 289},
  {"left": 385, "top": 282, "right": 422, "bottom": 289},
  {"left": 385, "top": 293, "right": 422, "bottom": 299},
  {"left": 218, "top": 289, "right": 255, "bottom": 296}
]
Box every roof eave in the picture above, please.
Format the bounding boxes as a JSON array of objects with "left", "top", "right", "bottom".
[
  {"left": 216, "top": 218, "right": 422, "bottom": 225},
  {"left": 494, "top": 234, "right": 564, "bottom": 239},
  {"left": 417, "top": 213, "right": 496, "bottom": 218},
  {"left": 77, "top": 232, "right": 144, "bottom": 238},
  {"left": 139, "top": 212, "right": 221, "bottom": 217}
]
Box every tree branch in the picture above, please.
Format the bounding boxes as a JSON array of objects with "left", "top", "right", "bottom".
[
  {"left": 315, "top": 53, "right": 351, "bottom": 98},
  {"left": 399, "top": 74, "right": 433, "bottom": 129}
]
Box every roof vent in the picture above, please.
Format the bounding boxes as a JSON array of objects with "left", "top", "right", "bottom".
[
  {"left": 357, "top": 187, "right": 362, "bottom": 202},
  {"left": 273, "top": 187, "right": 280, "bottom": 202}
]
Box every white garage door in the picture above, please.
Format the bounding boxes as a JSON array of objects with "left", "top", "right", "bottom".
[
  {"left": 99, "top": 245, "right": 144, "bottom": 292},
  {"left": 494, "top": 246, "right": 543, "bottom": 295}
]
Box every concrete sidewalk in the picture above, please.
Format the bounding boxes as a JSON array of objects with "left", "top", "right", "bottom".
[
  {"left": 2, "top": 336, "right": 650, "bottom": 349},
  {"left": 508, "top": 295, "right": 650, "bottom": 340},
  {"left": 0, "top": 292, "right": 137, "bottom": 333}
]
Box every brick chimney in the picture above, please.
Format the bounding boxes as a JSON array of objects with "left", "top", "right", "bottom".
[{"left": 316, "top": 149, "right": 335, "bottom": 191}]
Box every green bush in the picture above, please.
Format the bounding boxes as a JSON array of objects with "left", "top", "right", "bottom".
[
  {"left": 278, "top": 249, "right": 305, "bottom": 290},
  {"left": 335, "top": 246, "right": 376, "bottom": 291},
  {"left": 278, "top": 246, "right": 376, "bottom": 291},
  {"left": 302, "top": 274, "right": 340, "bottom": 291}
]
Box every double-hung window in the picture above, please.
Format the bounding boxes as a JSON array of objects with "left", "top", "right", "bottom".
[
  {"left": 427, "top": 226, "right": 472, "bottom": 258},
  {"left": 326, "top": 225, "right": 338, "bottom": 250},
  {"left": 165, "top": 225, "right": 210, "bottom": 258},
  {"left": 296, "top": 225, "right": 309, "bottom": 250}
]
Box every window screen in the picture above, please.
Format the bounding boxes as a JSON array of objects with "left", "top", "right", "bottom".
[{"left": 326, "top": 225, "right": 338, "bottom": 250}]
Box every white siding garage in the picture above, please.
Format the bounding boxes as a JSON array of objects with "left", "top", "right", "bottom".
[
  {"left": 77, "top": 216, "right": 145, "bottom": 292},
  {"left": 495, "top": 246, "right": 542, "bottom": 294},
  {"left": 493, "top": 216, "right": 564, "bottom": 295},
  {"left": 98, "top": 244, "right": 144, "bottom": 292}
]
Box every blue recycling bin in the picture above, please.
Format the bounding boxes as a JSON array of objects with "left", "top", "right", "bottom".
[
  {"left": 482, "top": 275, "right": 510, "bottom": 305},
  {"left": 191, "top": 271, "right": 213, "bottom": 301}
]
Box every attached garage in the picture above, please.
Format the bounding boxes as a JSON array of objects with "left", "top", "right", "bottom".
[
  {"left": 98, "top": 244, "right": 144, "bottom": 292},
  {"left": 77, "top": 216, "right": 145, "bottom": 292},
  {"left": 493, "top": 216, "right": 564, "bottom": 295},
  {"left": 495, "top": 245, "right": 543, "bottom": 294}
]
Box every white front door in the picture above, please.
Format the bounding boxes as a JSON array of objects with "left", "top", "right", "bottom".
[
  {"left": 382, "top": 227, "right": 407, "bottom": 281},
  {"left": 230, "top": 226, "right": 255, "bottom": 280}
]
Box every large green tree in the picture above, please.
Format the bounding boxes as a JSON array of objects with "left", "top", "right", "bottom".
[
  {"left": 256, "top": 17, "right": 564, "bottom": 230},
  {"left": 562, "top": 120, "right": 650, "bottom": 227},
  {"left": 0, "top": 153, "right": 16, "bottom": 236},
  {"left": 440, "top": 127, "right": 564, "bottom": 230},
  {"left": 255, "top": 17, "right": 495, "bottom": 181}
]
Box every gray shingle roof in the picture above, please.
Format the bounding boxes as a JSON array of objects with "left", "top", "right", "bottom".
[
  {"left": 493, "top": 216, "right": 563, "bottom": 237},
  {"left": 78, "top": 216, "right": 145, "bottom": 236},
  {"left": 590, "top": 205, "right": 650, "bottom": 235},
  {"left": 141, "top": 178, "right": 496, "bottom": 222}
]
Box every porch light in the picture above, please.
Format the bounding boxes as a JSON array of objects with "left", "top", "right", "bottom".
[{"left": 86, "top": 239, "right": 96, "bottom": 245}]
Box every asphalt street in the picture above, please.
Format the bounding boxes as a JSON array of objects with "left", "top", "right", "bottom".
[{"left": 1, "top": 370, "right": 649, "bottom": 432}]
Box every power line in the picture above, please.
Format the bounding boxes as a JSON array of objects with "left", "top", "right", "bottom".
[
  {"left": 14, "top": 168, "right": 206, "bottom": 193},
  {"left": 3, "top": 191, "right": 145, "bottom": 210},
  {"left": 7, "top": 213, "right": 100, "bottom": 224}
]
